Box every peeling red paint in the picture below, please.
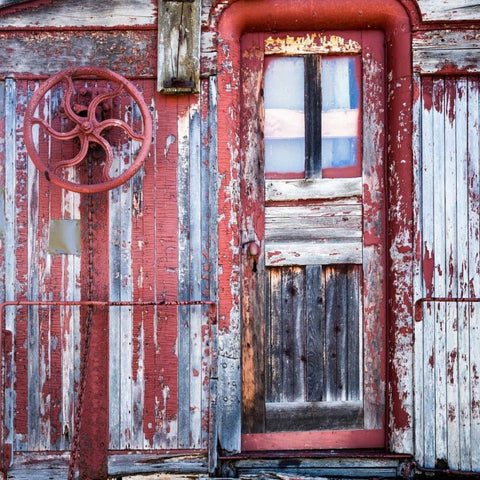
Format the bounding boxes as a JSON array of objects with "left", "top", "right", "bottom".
[
  {"left": 0, "top": 0, "right": 54, "bottom": 17},
  {"left": 429, "top": 348, "right": 435, "bottom": 369},
  {"left": 448, "top": 348, "right": 458, "bottom": 385},
  {"left": 423, "top": 243, "right": 435, "bottom": 296}
]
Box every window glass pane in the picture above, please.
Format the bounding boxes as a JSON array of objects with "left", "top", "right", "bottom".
[
  {"left": 321, "top": 56, "right": 360, "bottom": 172},
  {"left": 264, "top": 57, "right": 305, "bottom": 176}
]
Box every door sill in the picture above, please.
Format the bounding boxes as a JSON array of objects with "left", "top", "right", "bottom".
[{"left": 241, "top": 428, "right": 384, "bottom": 451}]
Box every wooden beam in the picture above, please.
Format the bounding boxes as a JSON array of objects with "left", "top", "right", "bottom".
[{"left": 158, "top": 0, "right": 201, "bottom": 94}]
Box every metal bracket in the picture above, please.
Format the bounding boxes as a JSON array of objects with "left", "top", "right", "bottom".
[{"left": 414, "top": 297, "right": 480, "bottom": 322}]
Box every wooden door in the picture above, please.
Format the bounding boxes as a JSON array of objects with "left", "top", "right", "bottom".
[{"left": 241, "top": 31, "right": 386, "bottom": 450}]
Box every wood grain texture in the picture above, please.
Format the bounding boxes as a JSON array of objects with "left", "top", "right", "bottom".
[
  {"left": 414, "top": 30, "right": 480, "bottom": 74},
  {"left": 416, "top": 0, "right": 480, "bottom": 21},
  {"left": 266, "top": 401, "right": 363, "bottom": 432},
  {"left": 416, "top": 76, "right": 480, "bottom": 471},
  {"left": 265, "top": 266, "right": 361, "bottom": 425},
  {"left": 266, "top": 177, "right": 362, "bottom": 202},
  {"left": 157, "top": 0, "right": 201, "bottom": 93},
  {"left": 0, "top": 31, "right": 157, "bottom": 79},
  {"left": 0, "top": 0, "right": 156, "bottom": 28},
  {"left": 240, "top": 33, "right": 266, "bottom": 434}
]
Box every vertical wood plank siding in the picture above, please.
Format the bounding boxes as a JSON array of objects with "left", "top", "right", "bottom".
[
  {"left": 0, "top": 77, "right": 213, "bottom": 456},
  {"left": 416, "top": 75, "right": 480, "bottom": 471},
  {"left": 265, "top": 265, "right": 360, "bottom": 408}
]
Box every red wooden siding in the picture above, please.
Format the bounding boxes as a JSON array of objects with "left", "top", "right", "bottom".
[{"left": 0, "top": 70, "right": 215, "bottom": 476}]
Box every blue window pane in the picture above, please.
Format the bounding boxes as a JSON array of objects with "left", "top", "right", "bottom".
[{"left": 321, "top": 56, "right": 360, "bottom": 171}]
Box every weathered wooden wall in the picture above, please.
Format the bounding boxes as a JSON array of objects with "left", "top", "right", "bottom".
[
  {"left": 1, "top": 0, "right": 480, "bottom": 478},
  {"left": 0, "top": 1, "right": 218, "bottom": 477},
  {"left": 413, "top": 28, "right": 480, "bottom": 472}
]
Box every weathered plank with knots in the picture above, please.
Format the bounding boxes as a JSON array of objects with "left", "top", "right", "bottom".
[{"left": 266, "top": 265, "right": 361, "bottom": 424}]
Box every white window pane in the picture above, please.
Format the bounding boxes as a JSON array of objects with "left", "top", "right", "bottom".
[
  {"left": 264, "top": 57, "right": 305, "bottom": 176},
  {"left": 265, "top": 138, "right": 305, "bottom": 174}
]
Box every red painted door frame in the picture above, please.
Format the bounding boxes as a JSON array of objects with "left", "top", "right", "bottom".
[{"left": 215, "top": 0, "right": 415, "bottom": 450}]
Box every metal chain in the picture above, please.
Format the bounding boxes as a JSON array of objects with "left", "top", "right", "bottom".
[{"left": 68, "top": 160, "right": 95, "bottom": 480}]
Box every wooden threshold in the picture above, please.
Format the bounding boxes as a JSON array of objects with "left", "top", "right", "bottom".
[{"left": 241, "top": 428, "right": 384, "bottom": 451}]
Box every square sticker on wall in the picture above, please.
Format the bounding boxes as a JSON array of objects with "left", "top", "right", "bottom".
[{"left": 48, "top": 219, "right": 81, "bottom": 255}]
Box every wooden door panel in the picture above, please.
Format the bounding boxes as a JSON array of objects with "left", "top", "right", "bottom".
[
  {"left": 241, "top": 30, "right": 386, "bottom": 447},
  {"left": 265, "top": 265, "right": 362, "bottom": 431}
]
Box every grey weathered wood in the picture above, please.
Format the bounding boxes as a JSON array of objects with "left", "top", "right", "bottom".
[
  {"left": 416, "top": 0, "right": 480, "bottom": 21},
  {"left": 413, "top": 30, "right": 480, "bottom": 74},
  {"left": 233, "top": 455, "right": 405, "bottom": 477},
  {"left": 177, "top": 101, "right": 205, "bottom": 448},
  {"left": 346, "top": 267, "right": 360, "bottom": 401},
  {"left": 157, "top": 0, "right": 201, "bottom": 93},
  {"left": 281, "top": 268, "right": 296, "bottom": 402},
  {"left": 445, "top": 77, "right": 460, "bottom": 470},
  {"left": 415, "top": 75, "right": 480, "bottom": 471},
  {"left": 108, "top": 453, "right": 208, "bottom": 476},
  {"left": 325, "top": 267, "right": 346, "bottom": 401},
  {"left": 265, "top": 204, "right": 362, "bottom": 241},
  {"left": 266, "top": 268, "right": 283, "bottom": 403},
  {"left": 413, "top": 73, "right": 426, "bottom": 468},
  {"left": 266, "top": 401, "right": 364, "bottom": 432},
  {"left": 0, "top": 0, "right": 156, "bottom": 28},
  {"left": 306, "top": 265, "right": 324, "bottom": 402},
  {"left": 455, "top": 78, "right": 471, "bottom": 472},
  {"left": 0, "top": 32, "right": 156, "bottom": 79},
  {"left": 266, "top": 177, "right": 362, "bottom": 202},
  {"left": 265, "top": 240, "right": 362, "bottom": 266},
  {"left": 467, "top": 79, "right": 480, "bottom": 471}
]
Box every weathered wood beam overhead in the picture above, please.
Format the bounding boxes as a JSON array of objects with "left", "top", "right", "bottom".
[
  {"left": 158, "top": 0, "right": 200, "bottom": 94},
  {"left": 0, "top": 0, "right": 31, "bottom": 7}
]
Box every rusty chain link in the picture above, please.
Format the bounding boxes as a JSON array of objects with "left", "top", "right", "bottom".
[{"left": 68, "top": 159, "right": 96, "bottom": 480}]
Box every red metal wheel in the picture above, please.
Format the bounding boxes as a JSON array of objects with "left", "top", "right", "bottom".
[{"left": 23, "top": 66, "right": 153, "bottom": 194}]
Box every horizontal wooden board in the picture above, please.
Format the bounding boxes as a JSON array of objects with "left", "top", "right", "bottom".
[
  {"left": 0, "top": 31, "right": 156, "bottom": 78},
  {"left": 265, "top": 204, "right": 362, "bottom": 242},
  {"left": 108, "top": 453, "right": 208, "bottom": 476},
  {"left": 266, "top": 177, "right": 362, "bottom": 202},
  {"left": 0, "top": 0, "right": 156, "bottom": 28},
  {"left": 265, "top": 241, "right": 362, "bottom": 266},
  {"left": 241, "top": 429, "right": 385, "bottom": 451},
  {"left": 413, "top": 30, "right": 480, "bottom": 73},
  {"left": 417, "top": 0, "right": 480, "bottom": 21},
  {"left": 266, "top": 401, "right": 364, "bottom": 431}
]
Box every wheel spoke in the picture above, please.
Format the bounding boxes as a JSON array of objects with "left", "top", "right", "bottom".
[
  {"left": 52, "top": 137, "right": 90, "bottom": 172},
  {"left": 62, "top": 76, "right": 84, "bottom": 125},
  {"left": 90, "top": 133, "right": 114, "bottom": 181},
  {"left": 88, "top": 84, "right": 124, "bottom": 116},
  {"left": 98, "top": 118, "right": 145, "bottom": 142},
  {"left": 32, "top": 117, "right": 81, "bottom": 140}
]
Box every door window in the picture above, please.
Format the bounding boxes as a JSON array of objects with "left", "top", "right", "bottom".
[{"left": 264, "top": 54, "right": 361, "bottom": 179}]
